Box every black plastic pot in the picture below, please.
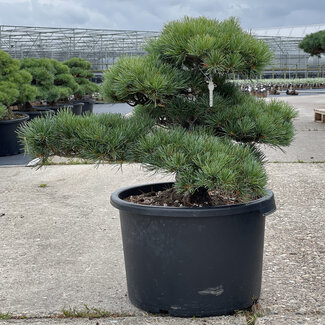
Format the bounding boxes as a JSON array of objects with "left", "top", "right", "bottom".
[
  {"left": 81, "top": 99, "right": 94, "bottom": 114},
  {"left": 0, "top": 113, "right": 29, "bottom": 156},
  {"left": 17, "top": 107, "right": 54, "bottom": 121},
  {"left": 111, "top": 182, "right": 276, "bottom": 317},
  {"left": 71, "top": 102, "right": 84, "bottom": 115}
]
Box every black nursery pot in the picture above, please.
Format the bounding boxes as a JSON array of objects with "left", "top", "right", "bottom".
[
  {"left": 0, "top": 113, "right": 29, "bottom": 156},
  {"left": 81, "top": 99, "right": 94, "bottom": 114},
  {"left": 17, "top": 107, "right": 54, "bottom": 121},
  {"left": 71, "top": 102, "right": 84, "bottom": 115},
  {"left": 111, "top": 182, "right": 276, "bottom": 317}
]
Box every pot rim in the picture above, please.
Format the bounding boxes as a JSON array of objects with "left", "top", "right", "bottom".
[{"left": 110, "top": 182, "right": 276, "bottom": 218}]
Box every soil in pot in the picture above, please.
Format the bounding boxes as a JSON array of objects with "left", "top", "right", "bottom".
[{"left": 125, "top": 186, "right": 243, "bottom": 207}]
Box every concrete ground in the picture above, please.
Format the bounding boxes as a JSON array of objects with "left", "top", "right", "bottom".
[
  {"left": 263, "top": 94, "right": 325, "bottom": 162},
  {"left": 0, "top": 95, "right": 325, "bottom": 324}
]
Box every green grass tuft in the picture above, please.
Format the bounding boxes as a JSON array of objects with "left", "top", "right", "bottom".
[
  {"left": 0, "top": 312, "right": 12, "bottom": 320},
  {"left": 61, "top": 305, "right": 133, "bottom": 319},
  {"left": 62, "top": 305, "right": 112, "bottom": 318}
]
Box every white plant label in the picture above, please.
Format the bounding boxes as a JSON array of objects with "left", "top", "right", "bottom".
[{"left": 208, "top": 79, "right": 215, "bottom": 107}]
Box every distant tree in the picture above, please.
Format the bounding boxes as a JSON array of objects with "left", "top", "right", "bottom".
[
  {"left": 299, "top": 30, "right": 325, "bottom": 56},
  {"left": 64, "top": 58, "right": 99, "bottom": 100}
]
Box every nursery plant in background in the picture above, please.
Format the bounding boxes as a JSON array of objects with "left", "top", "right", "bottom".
[
  {"left": 235, "top": 78, "right": 325, "bottom": 90},
  {"left": 20, "top": 58, "right": 79, "bottom": 115},
  {"left": 64, "top": 57, "right": 99, "bottom": 113},
  {"left": 20, "top": 17, "right": 297, "bottom": 317},
  {"left": 0, "top": 50, "right": 36, "bottom": 155},
  {"left": 51, "top": 59, "right": 79, "bottom": 106},
  {"left": 51, "top": 59, "right": 81, "bottom": 114},
  {"left": 20, "top": 58, "right": 55, "bottom": 107}
]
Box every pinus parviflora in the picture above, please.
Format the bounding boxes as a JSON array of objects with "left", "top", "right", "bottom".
[{"left": 20, "top": 17, "right": 297, "bottom": 205}]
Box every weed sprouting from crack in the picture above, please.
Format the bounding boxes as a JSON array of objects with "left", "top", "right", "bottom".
[
  {"left": 61, "top": 304, "right": 134, "bottom": 319},
  {"left": 236, "top": 301, "right": 270, "bottom": 325},
  {"left": 0, "top": 305, "right": 134, "bottom": 320},
  {"left": 0, "top": 312, "right": 27, "bottom": 320},
  {"left": 0, "top": 312, "right": 12, "bottom": 320}
]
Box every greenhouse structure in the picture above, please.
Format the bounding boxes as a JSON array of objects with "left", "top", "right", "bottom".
[
  {"left": 1, "top": 23, "right": 325, "bottom": 79},
  {"left": 0, "top": 25, "right": 159, "bottom": 80},
  {"left": 252, "top": 23, "right": 325, "bottom": 78}
]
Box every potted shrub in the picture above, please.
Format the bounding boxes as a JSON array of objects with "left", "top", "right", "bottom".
[
  {"left": 63, "top": 57, "right": 99, "bottom": 114},
  {"left": 20, "top": 58, "right": 79, "bottom": 115},
  {"left": 51, "top": 59, "right": 80, "bottom": 114},
  {"left": 19, "top": 17, "right": 297, "bottom": 317},
  {"left": 19, "top": 58, "right": 56, "bottom": 119},
  {"left": 14, "top": 68, "right": 39, "bottom": 118},
  {"left": 0, "top": 50, "right": 35, "bottom": 156}
]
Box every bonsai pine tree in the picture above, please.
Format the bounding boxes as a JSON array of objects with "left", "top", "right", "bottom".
[
  {"left": 20, "top": 17, "right": 297, "bottom": 205},
  {"left": 63, "top": 57, "right": 99, "bottom": 100},
  {"left": 299, "top": 30, "right": 325, "bottom": 56},
  {"left": 20, "top": 58, "right": 78, "bottom": 107},
  {"left": 0, "top": 50, "right": 36, "bottom": 119},
  {"left": 101, "top": 16, "right": 297, "bottom": 203}
]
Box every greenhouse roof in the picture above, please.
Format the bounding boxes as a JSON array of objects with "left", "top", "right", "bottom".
[{"left": 252, "top": 23, "right": 325, "bottom": 38}]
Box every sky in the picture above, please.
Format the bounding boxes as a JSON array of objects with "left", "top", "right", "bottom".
[{"left": 1, "top": 0, "right": 325, "bottom": 31}]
